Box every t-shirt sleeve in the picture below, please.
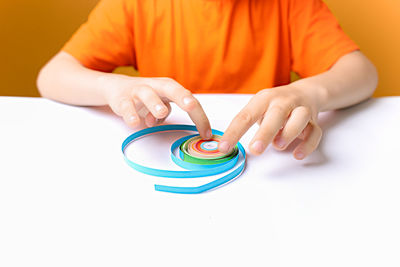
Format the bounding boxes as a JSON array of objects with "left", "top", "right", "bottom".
[
  {"left": 62, "top": 0, "right": 135, "bottom": 72},
  {"left": 289, "top": 0, "right": 359, "bottom": 77}
]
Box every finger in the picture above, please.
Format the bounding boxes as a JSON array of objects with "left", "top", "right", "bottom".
[
  {"left": 136, "top": 100, "right": 171, "bottom": 124},
  {"left": 156, "top": 101, "right": 172, "bottom": 124},
  {"left": 132, "top": 104, "right": 155, "bottom": 127},
  {"left": 273, "top": 106, "right": 311, "bottom": 150},
  {"left": 134, "top": 85, "right": 169, "bottom": 120},
  {"left": 144, "top": 112, "right": 157, "bottom": 127},
  {"left": 220, "top": 95, "right": 269, "bottom": 153},
  {"left": 186, "top": 97, "right": 212, "bottom": 139},
  {"left": 249, "top": 105, "right": 291, "bottom": 155},
  {"left": 110, "top": 97, "right": 140, "bottom": 127},
  {"left": 153, "top": 80, "right": 212, "bottom": 139},
  {"left": 293, "top": 123, "right": 322, "bottom": 160},
  {"left": 298, "top": 122, "right": 313, "bottom": 140}
]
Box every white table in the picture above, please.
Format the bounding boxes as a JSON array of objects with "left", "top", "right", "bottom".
[{"left": 0, "top": 95, "right": 399, "bottom": 267}]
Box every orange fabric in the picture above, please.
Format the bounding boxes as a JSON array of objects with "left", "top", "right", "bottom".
[{"left": 63, "top": 0, "right": 358, "bottom": 94}]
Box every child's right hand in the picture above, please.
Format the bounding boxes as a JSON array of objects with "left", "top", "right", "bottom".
[
  {"left": 101, "top": 75, "right": 212, "bottom": 139},
  {"left": 37, "top": 52, "right": 211, "bottom": 139}
]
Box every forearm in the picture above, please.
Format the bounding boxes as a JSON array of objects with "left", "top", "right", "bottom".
[
  {"left": 37, "top": 51, "right": 212, "bottom": 136},
  {"left": 291, "top": 51, "right": 378, "bottom": 112},
  {"left": 37, "top": 51, "right": 131, "bottom": 106}
]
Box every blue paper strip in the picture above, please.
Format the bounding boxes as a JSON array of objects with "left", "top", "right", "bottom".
[{"left": 122, "top": 124, "right": 246, "bottom": 194}]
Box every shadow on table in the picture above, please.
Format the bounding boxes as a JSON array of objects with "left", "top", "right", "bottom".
[
  {"left": 316, "top": 97, "right": 378, "bottom": 163},
  {"left": 88, "top": 105, "right": 150, "bottom": 131}
]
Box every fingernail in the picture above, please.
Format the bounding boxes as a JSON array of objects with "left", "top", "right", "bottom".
[
  {"left": 251, "top": 141, "right": 265, "bottom": 154},
  {"left": 183, "top": 97, "right": 194, "bottom": 106},
  {"left": 155, "top": 104, "right": 166, "bottom": 114},
  {"left": 219, "top": 141, "right": 231, "bottom": 153},
  {"left": 206, "top": 129, "right": 212, "bottom": 139},
  {"left": 275, "top": 137, "right": 286, "bottom": 148},
  {"left": 128, "top": 116, "right": 138, "bottom": 122},
  {"left": 295, "top": 151, "right": 305, "bottom": 159}
]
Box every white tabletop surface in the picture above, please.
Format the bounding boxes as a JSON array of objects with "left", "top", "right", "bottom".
[{"left": 0, "top": 95, "right": 399, "bottom": 267}]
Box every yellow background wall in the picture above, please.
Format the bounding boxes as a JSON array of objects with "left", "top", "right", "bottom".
[
  {"left": 324, "top": 0, "right": 400, "bottom": 97},
  {"left": 0, "top": 0, "right": 99, "bottom": 97},
  {"left": 1, "top": 0, "right": 399, "bottom": 97}
]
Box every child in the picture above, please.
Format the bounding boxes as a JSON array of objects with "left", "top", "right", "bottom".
[{"left": 37, "top": 0, "right": 377, "bottom": 160}]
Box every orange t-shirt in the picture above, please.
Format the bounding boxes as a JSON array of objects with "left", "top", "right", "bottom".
[{"left": 63, "top": 0, "right": 358, "bottom": 94}]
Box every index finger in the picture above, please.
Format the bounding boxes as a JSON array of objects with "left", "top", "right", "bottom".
[
  {"left": 219, "top": 95, "right": 268, "bottom": 153},
  {"left": 152, "top": 79, "right": 212, "bottom": 139}
]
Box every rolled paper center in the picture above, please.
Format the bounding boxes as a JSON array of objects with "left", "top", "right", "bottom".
[{"left": 201, "top": 141, "right": 218, "bottom": 151}]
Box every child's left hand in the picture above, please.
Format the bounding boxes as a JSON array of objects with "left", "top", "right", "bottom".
[{"left": 218, "top": 84, "right": 323, "bottom": 160}]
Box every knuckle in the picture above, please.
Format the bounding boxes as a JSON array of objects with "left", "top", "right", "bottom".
[
  {"left": 180, "top": 85, "right": 192, "bottom": 94},
  {"left": 158, "top": 77, "right": 181, "bottom": 92},
  {"left": 137, "top": 84, "right": 152, "bottom": 93},
  {"left": 167, "top": 85, "right": 185, "bottom": 97},
  {"left": 255, "top": 89, "right": 267, "bottom": 97},
  {"left": 256, "top": 88, "right": 271, "bottom": 97},
  {"left": 190, "top": 96, "right": 200, "bottom": 105},
  {"left": 236, "top": 111, "right": 254, "bottom": 125},
  {"left": 135, "top": 85, "right": 151, "bottom": 97},
  {"left": 275, "top": 93, "right": 299, "bottom": 109},
  {"left": 152, "top": 77, "right": 174, "bottom": 88},
  {"left": 293, "top": 106, "right": 312, "bottom": 122},
  {"left": 107, "top": 97, "right": 120, "bottom": 111},
  {"left": 269, "top": 105, "right": 288, "bottom": 117},
  {"left": 138, "top": 86, "right": 158, "bottom": 102},
  {"left": 172, "top": 86, "right": 191, "bottom": 97},
  {"left": 287, "top": 94, "right": 301, "bottom": 104},
  {"left": 298, "top": 105, "right": 311, "bottom": 115},
  {"left": 159, "top": 77, "right": 175, "bottom": 83},
  {"left": 255, "top": 89, "right": 273, "bottom": 101},
  {"left": 184, "top": 97, "right": 200, "bottom": 112},
  {"left": 181, "top": 88, "right": 192, "bottom": 96},
  {"left": 118, "top": 98, "right": 131, "bottom": 112}
]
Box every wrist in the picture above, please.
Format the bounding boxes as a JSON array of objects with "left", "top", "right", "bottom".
[
  {"left": 96, "top": 73, "right": 140, "bottom": 105},
  {"left": 291, "top": 78, "right": 329, "bottom": 113}
]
